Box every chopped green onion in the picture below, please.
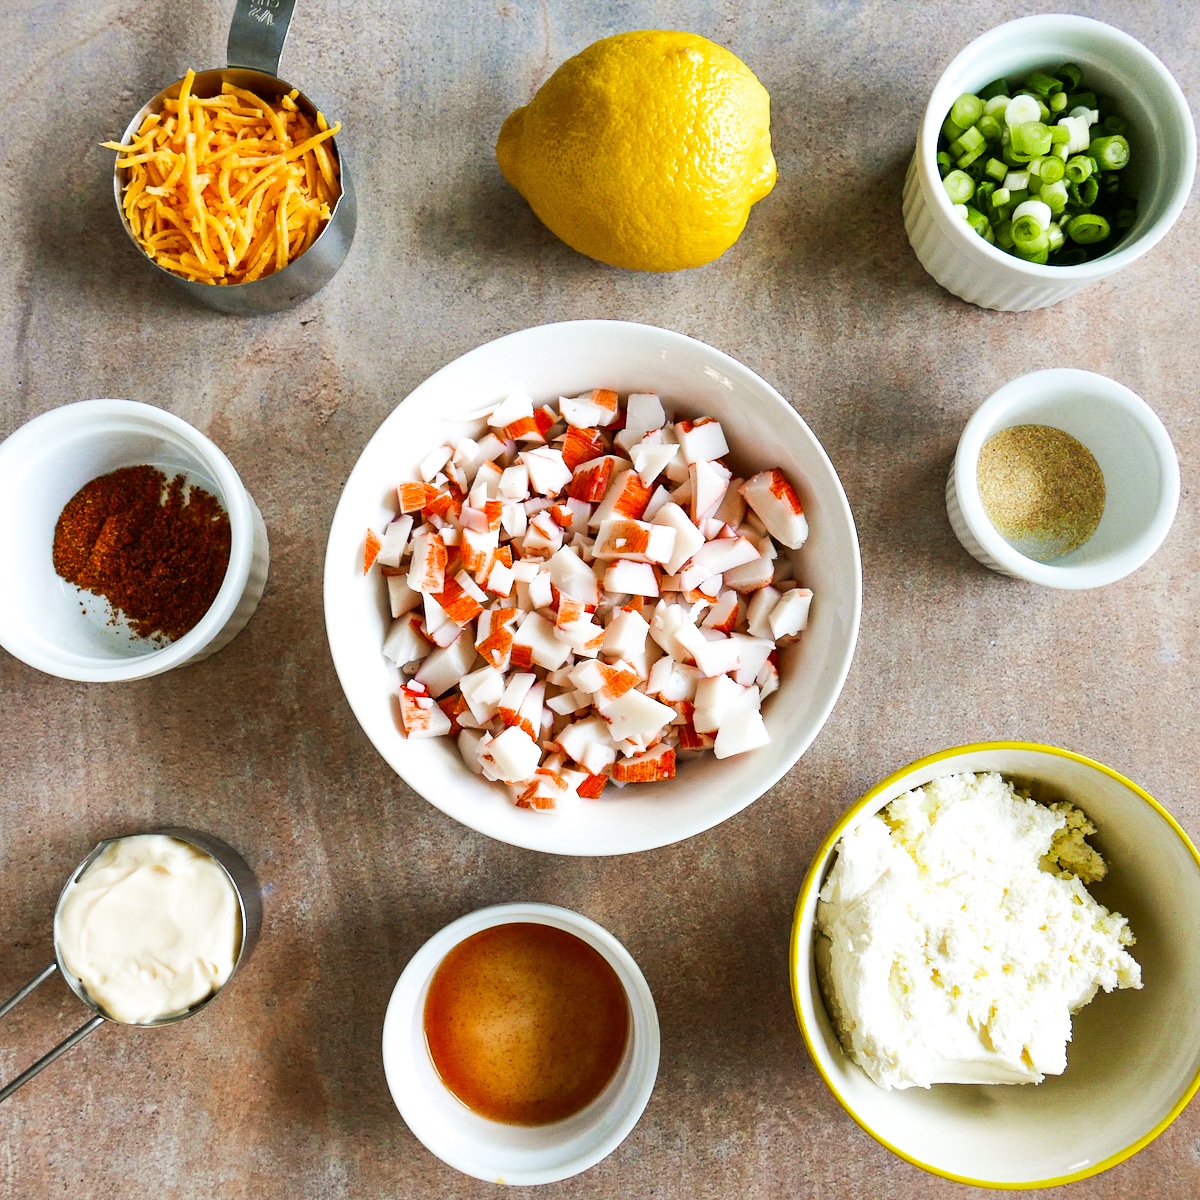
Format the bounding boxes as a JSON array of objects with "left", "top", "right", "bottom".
[
  {"left": 1064, "top": 155, "right": 1094, "bottom": 183},
  {"left": 1039, "top": 179, "right": 1068, "bottom": 212},
  {"left": 1012, "top": 121, "right": 1052, "bottom": 157},
  {"left": 1005, "top": 94, "right": 1042, "bottom": 128},
  {"left": 1068, "top": 176, "right": 1099, "bottom": 207},
  {"left": 1031, "top": 155, "right": 1065, "bottom": 183},
  {"left": 943, "top": 169, "right": 975, "bottom": 204},
  {"left": 1012, "top": 199, "right": 1051, "bottom": 231},
  {"left": 1014, "top": 233, "right": 1050, "bottom": 263},
  {"left": 964, "top": 207, "right": 994, "bottom": 242},
  {"left": 1056, "top": 64, "right": 1084, "bottom": 89},
  {"left": 950, "top": 126, "right": 985, "bottom": 157},
  {"left": 1024, "top": 69, "right": 1063, "bottom": 97},
  {"left": 938, "top": 60, "right": 1136, "bottom": 264},
  {"left": 1066, "top": 213, "right": 1110, "bottom": 244},
  {"left": 1091, "top": 134, "right": 1130, "bottom": 170},
  {"left": 977, "top": 113, "right": 1003, "bottom": 142},
  {"left": 950, "top": 93, "right": 985, "bottom": 129},
  {"left": 1012, "top": 219, "right": 1042, "bottom": 248}
]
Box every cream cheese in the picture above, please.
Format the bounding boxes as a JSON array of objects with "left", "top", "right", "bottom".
[
  {"left": 816, "top": 772, "right": 1141, "bottom": 1090},
  {"left": 55, "top": 834, "right": 240, "bottom": 1025}
]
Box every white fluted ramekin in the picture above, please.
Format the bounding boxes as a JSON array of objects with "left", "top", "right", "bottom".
[
  {"left": 382, "top": 902, "right": 659, "bottom": 1185},
  {"left": 946, "top": 368, "right": 1179, "bottom": 587},
  {"left": 904, "top": 15, "right": 1196, "bottom": 311},
  {"left": 0, "top": 399, "right": 269, "bottom": 680}
]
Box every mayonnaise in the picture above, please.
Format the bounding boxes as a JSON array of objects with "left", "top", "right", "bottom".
[{"left": 55, "top": 834, "right": 240, "bottom": 1024}]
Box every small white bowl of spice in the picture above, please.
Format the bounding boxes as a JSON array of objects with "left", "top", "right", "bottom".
[
  {"left": 0, "top": 399, "right": 270, "bottom": 680},
  {"left": 946, "top": 368, "right": 1179, "bottom": 588}
]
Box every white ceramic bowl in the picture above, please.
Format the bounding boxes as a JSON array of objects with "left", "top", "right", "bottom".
[
  {"left": 946, "top": 367, "right": 1179, "bottom": 587},
  {"left": 0, "top": 399, "right": 269, "bottom": 681},
  {"left": 381, "top": 902, "right": 659, "bottom": 1185},
  {"left": 790, "top": 741, "right": 1200, "bottom": 1189},
  {"left": 324, "top": 320, "right": 861, "bottom": 855},
  {"left": 904, "top": 14, "right": 1197, "bottom": 310}
]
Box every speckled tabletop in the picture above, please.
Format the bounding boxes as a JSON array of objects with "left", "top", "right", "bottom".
[{"left": 1, "top": 1, "right": 1198, "bottom": 1197}]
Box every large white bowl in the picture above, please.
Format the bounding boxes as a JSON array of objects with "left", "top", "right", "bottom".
[
  {"left": 324, "top": 321, "right": 861, "bottom": 855},
  {"left": 790, "top": 742, "right": 1200, "bottom": 1188},
  {"left": 904, "top": 15, "right": 1197, "bottom": 311}
]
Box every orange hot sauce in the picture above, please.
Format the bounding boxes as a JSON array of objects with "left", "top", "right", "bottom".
[{"left": 423, "top": 922, "right": 630, "bottom": 1125}]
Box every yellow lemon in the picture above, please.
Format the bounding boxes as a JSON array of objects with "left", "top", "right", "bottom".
[{"left": 496, "top": 30, "right": 776, "bottom": 271}]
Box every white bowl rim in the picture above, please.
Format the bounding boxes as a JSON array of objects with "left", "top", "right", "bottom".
[
  {"left": 789, "top": 739, "right": 1200, "bottom": 1190},
  {"left": 952, "top": 367, "right": 1180, "bottom": 588},
  {"left": 918, "top": 13, "right": 1198, "bottom": 281},
  {"left": 322, "top": 318, "right": 863, "bottom": 855},
  {"left": 381, "top": 901, "right": 660, "bottom": 1185},
  {"left": 0, "top": 398, "right": 256, "bottom": 681}
]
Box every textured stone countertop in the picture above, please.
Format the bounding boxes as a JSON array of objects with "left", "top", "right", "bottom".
[{"left": 1, "top": 1, "right": 1198, "bottom": 1197}]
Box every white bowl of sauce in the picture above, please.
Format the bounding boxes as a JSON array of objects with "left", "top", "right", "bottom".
[{"left": 381, "top": 902, "right": 659, "bottom": 1184}]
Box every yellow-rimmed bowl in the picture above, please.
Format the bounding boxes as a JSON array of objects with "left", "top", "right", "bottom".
[{"left": 790, "top": 742, "right": 1200, "bottom": 1189}]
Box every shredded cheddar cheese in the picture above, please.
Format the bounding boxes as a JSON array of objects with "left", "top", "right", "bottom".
[{"left": 103, "top": 70, "right": 342, "bottom": 285}]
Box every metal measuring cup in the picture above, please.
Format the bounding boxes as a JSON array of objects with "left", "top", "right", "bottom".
[
  {"left": 112, "top": 0, "right": 357, "bottom": 314},
  {"left": 0, "top": 828, "right": 262, "bottom": 1103}
]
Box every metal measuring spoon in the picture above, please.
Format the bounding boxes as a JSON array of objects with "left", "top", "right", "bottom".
[
  {"left": 0, "top": 828, "right": 262, "bottom": 1103},
  {"left": 112, "top": 0, "right": 356, "bottom": 314}
]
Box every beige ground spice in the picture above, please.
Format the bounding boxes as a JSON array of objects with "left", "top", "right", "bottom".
[{"left": 977, "top": 424, "right": 1105, "bottom": 561}]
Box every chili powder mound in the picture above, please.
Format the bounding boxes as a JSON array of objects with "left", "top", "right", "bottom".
[{"left": 52, "top": 465, "right": 232, "bottom": 642}]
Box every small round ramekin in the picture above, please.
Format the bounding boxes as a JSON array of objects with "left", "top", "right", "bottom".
[
  {"left": 904, "top": 15, "right": 1196, "bottom": 310},
  {"left": 946, "top": 368, "right": 1179, "bottom": 588},
  {"left": 0, "top": 399, "right": 269, "bottom": 681},
  {"left": 381, "top": 902, "right": 659, "bottom": 1186},
  {"left": 791, "top": 741, "right": 1200, "bottom": 1189}
]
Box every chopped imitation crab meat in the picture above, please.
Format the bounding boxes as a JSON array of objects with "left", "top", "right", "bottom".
[{"left": 365, "top": 389, "right": 815, "bottom": 812}]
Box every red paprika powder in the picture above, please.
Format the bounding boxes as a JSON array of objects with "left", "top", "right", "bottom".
[{"left": 52, "top": 465, "right": 232, "bottom": 642}]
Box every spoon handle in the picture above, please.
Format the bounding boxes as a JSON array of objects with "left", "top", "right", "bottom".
[{"left": 227, "top": 0, "right": 298, "bottom": 76}]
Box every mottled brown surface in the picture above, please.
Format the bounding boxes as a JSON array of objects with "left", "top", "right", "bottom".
[{"left": 1, "top": 1, "right": 1198, "bottom": 1197}]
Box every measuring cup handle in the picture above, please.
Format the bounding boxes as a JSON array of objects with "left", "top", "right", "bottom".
[
  {"left": 0, "top": 963, "right": 106, "bottom": 1102},
  {"left": 0, "top": 961, "right": 58, "bottom": 1020},
  {"left": 0, "top": 1015, "right": 105, "bottom": 1103},
  {"left": 227, "top": 0, "right": 298, "bottom": 76}
]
